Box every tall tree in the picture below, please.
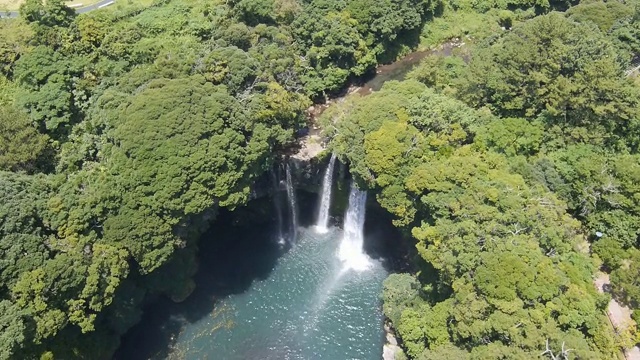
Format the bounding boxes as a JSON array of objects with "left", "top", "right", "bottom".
[
  {"left": 0, "top": 106, "right": 49, "bottom": 172},
  {"left": 458, "top": 13, "right": 640, "bottom": 150}
]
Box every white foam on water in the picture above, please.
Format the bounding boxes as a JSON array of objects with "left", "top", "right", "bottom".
[{"left": 338, "top": 183, "right": 371, "bottom": 272}]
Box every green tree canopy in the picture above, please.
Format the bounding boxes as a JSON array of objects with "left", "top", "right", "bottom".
[
  {"left": 455, "top": 13, "right": 640, "bottom": 151},
  {"left": 325, "top": 77, "right": 618, "bottom": 358},
  {"left": 0, "top": 105, "right": 49, "bottom": 172}
]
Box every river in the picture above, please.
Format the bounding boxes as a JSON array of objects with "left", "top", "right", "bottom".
[
  {"left": 356, "top": 42, "right": 457, "bottom": 95},
  {"left": 306, "top": 41, "right": 459, "bottom": 121}
]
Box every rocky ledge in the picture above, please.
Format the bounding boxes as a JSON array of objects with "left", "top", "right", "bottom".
[
  {"left": 249, "top": 148, "right": 331, "bottom": 200},
  {"left": 383, "top": 321, "right": 404, "bottom": 360},
  {"left": 291, "top": 132, "right": 325, "bottom": 162}
]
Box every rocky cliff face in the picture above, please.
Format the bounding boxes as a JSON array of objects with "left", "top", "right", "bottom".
[
  {"left": 250, "top": 129, "right": 334, "bottom": 200},
  {"left": 288, "top": 154, "right": 325, "bottom": 193},
  {"left": 249, "top": 153, "right": 331, "bottom": 201}
]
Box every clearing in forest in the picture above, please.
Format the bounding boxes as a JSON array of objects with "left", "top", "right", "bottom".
[{"left": 0, "top": 0, "right": 98, "bottom": 11}]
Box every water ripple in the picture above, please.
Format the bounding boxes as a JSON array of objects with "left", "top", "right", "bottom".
[{"left": 168, "top": 228, "right": 387, "bottom": 360}]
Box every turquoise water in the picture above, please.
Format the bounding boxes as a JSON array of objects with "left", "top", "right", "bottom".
[{"left": 165, "top": 227, "right": 387, "bottom": 359}]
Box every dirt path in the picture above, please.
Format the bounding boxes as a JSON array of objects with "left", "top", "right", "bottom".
[{"left": 595, "top": 272, "right": 640, "bottom": 360}]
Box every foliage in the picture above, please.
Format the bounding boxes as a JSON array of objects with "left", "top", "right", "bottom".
[
  {"left": 292, "top": 0, "right": 434, "bottom": 96},
  {"left": 0, "top": 105, "right": 49, "bottom": 172},
  {"left": 611, "top": 250, "right": 640, "bottom": 309},
  {"left": 611, "top": 16, "right": 640, "bottom": 56},
  {"left": 382, "top": 273, "right": 421, "bottom": 325},
  {"left": 13, "top": 45, "right": 83, "bottom": 136},
  {"left": 566, "top": 0, "right": 635, "bottom": 31},
  {"left": 529, "top": 146, "right": 640, "bottom": 250},
  {"left": 1, "top": 0, "right": 639, "bottom": 358},
  {"left": 0, "top": 300, "right": 26, "bottom": 360},
  {"left": 475, "top": 117, "right": 544, "bottom": 157},
  {"left": 453, "top": 13, "right": 640, "bottom": 151},
  {"left": 20, "top": 0, "right": 75, "bottom": 28},
  {"left": 407, "top": 54, "right": 467, "bottom": 95},
  {"left": 419, "top": 10, "right": 502, "bottom": 48},
  {"left": 325, "top": 50, "right": 633, "bottom": 357},
  {"left": 0, "top": 20, "right": 32, "bottom": 77}
]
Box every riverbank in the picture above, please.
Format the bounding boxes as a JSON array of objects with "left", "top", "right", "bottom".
[
  {"left": 383, "top": 321, "right": 404, "bottom": 360},
  {"left": 293, "top": 38, "right": 467, "bottom": 162}
]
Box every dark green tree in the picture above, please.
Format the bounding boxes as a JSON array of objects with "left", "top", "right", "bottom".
[
  {"left": 457, "top": 13, "right": 640, "bottom": 150},
  {"left": 0, "top": 106, "right": 49, "bottom": 172}
]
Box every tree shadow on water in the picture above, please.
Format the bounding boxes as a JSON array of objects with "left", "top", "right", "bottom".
[{"left": 115, "top": 205, "right": 286, "bottom": 360}]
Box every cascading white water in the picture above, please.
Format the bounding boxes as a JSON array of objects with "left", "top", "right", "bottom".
[
  {"left": 271, "top": 168, "right": 285, "bottom": 245},
  {"left": 285, "top": 163, "right": 298, "bottom": 243},
  {"left": 315, "top": 154, "right": 337, "bottom": 233},
  {"left": 338, "top": 182, "right": 371, "bottom": 271}
]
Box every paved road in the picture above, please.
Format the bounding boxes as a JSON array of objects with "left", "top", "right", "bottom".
[
  {"left": 0, "top": 10, "right": 17, "bottom": 18},
  {"left": 0, "top": 0, "right": 114, "bottom": 18}
]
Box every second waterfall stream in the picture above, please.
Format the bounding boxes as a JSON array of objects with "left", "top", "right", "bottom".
[
  {"left": 285, "top": 163, "right": 298, "bottom": 243},
  {"left": 338, "top": 182, "right": 371, "bottom": 271},
  {"left": 315, "top": 153, "right": 337, "bottom": 233}
]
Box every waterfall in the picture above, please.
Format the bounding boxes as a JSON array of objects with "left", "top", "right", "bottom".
[
  {"left": 271, "top": 168, "right": 285, "bottom": 245},
  {"left": 338, "top": 182, "right": 371, "bottom": 271},
  {"left": 315, "top": 153, "right": 337, "bottom": 233},
  {"left": 285, "top": 163, "right": 298, "bottom": 243}
]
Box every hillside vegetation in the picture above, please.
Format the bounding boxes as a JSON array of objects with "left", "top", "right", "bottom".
[
  {"left": 324, "top": 6, "right": 640, "bottom": 359},
  {"left": 0, "top": 0, "right": 639, "bottom": 358}
]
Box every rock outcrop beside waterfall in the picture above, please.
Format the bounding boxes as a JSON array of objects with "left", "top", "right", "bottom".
[{"left": 249, "top": 152, "right": 332, "bottom": 200}]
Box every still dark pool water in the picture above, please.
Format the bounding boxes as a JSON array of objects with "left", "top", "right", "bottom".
[
  {"left": 117, "top": 225, "right": 388, "bottom": 360},
  {"left": 171, "top": 227, "right": 386, "bottom": 359}
]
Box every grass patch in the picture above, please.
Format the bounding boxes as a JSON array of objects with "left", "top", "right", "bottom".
[
  {"left": 419, "top": 7, "right": 536, "bottom": 49},
  {"left": 1, "top": 0, "right": 106, "bottom": 11},
  {"left": 0, "top": 0, "right": 21, "bottom": 11},
  {"left": 420, "top": 10, "right": 502, "bottom": 48}
]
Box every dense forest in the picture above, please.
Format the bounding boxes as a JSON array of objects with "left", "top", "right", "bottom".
[
  {"left": 0, "top": 0, "right": 639, "bottom": 357},
  {"left": 324, "top": 5, "right": 640, "bottom": 360}
]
